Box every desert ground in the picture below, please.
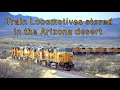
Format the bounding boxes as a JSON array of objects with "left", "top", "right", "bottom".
[{"left": 0, "top": 35, "right": 120, "bottom": 78}]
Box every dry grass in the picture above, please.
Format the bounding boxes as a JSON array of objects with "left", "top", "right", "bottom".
[
  {"left": 0, "top": 58, "right": 62, "bottom": 78},
  {"left": 74, "top": 54, "right": 120, "bottom": 77},
  {"left": 0, "top": 50, "right": 11, "bottom": 59},
  {"left": 96, "top": 74, "right": 119, "bottom": 78},
  {"left": 41, "top": 70, "right": 61, "bottom": 78},
  {"left": 0, "top": 59, "right": 21, "bottom": 78},
  {"left": 0, "top": 59, "right": 41, "bottom": 78},
  {"left": 0, "top": 37, "right": 120, "bottom": 78}
]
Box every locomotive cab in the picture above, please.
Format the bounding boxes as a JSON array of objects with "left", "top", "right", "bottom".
[
  {"left": 48, "top": 47, "right": 74, "bottom": 70},
  {"left": 12, "top": 47, "right": 15, "bottom": 59},
  {"left": 23, "top": 46, "right": 30, "bottom": 60},
  {"left": 18, "top": 47, "right": 24, "bottom": 60},
  {"left": 58, "top": 48, "right": 73, "bottom": 65}
]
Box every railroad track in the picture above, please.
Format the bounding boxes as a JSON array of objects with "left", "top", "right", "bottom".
[
  {"left": 15, "top": 59, "right": 99, "bottom": 78},
  {"left": 11, "top": 58, "right": 101, "bottom": 78}
]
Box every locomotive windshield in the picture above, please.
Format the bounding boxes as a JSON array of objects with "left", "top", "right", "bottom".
[
  {"left": 65, "top": 48, "right": 72, "bottom": 52},
  {"left": 59, "top": 48, "right": 65, "bottom": 52},
  {"left": 59, "top": 48, "right": 72, "bottom": 52}
]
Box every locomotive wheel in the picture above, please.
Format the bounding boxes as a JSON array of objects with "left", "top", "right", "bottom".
[
  {"left": 22, "top": 57, "right": 24, "bottom": 61},
  {"left": 57, "top": 65, "right": 63, "bottom": 70},
  {"left": 50, "top": 63, "right": 58, "bottom": 69},
  {"left": 41, "top": 61, "right": 47, "bottom": 67},
  {"left": 18, "top": 57, "right": 20, "bottom": 60},
  {"left": 45, "top": 61, "right": 47, "bottom": 67},
  {"left": 20, "top": 57, "right": 23, "bottom": 61},
  {"left": 64, "top": 64, "right": 71, "bottom": 71},
  {"left": 55, "top": 63, "right": 58, "bottom": 69},
  {"left": 16, "top": 56, "right": 18, "bottom": 60},
  {"left": 47, "top": 61, "right": 51, "bottom": 67},
  {"left": 61, "top": 65, "right": 65, "bottom": 70},
  {"left": 37, "top": 60, "right": 42, "bottom": 65},
  {"left": 15, "top": 56, "right": 17, "bottom": 59},
  {"left": 12, "top": 56, "right": 14, "bottom": 59},
  {"left": 21, "top": 57, "right": 23, "bottom": 60},
  {"left": 37, "top": 59, "right": 39, "bottom": 63},
  {"left": 39, "top": 61, "right": 42, "bottom": 65},
  {"left": 68, "top": 65, "right": 71, "bottom": 70},
  {"left": 42, "top": 61, "right": 45, "bottom": 66}
]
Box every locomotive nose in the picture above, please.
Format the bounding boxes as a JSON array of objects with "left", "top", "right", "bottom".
[{"left": 59, "top": 52, "right": 73, "bottom": 63}]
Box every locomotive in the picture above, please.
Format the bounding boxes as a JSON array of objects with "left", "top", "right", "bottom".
[
  {"left": 72, "top": 47, "right": 120, "bottom": 54},
  {"left": 12, "top": 46, "right": 74, "bottom": 71}
]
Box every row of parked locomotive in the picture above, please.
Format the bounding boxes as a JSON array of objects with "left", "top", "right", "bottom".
[
  {"left": 72, "top": 47, "right": 120, "bottom": 54},
  {"left": 11, "top": 46, "right": 120, "bottom": 70},
  {"left": 11, "top": 46, "right": 74, "bottom": 71}
]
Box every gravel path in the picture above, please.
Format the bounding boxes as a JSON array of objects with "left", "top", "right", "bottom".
[
  {"left": 38, "top": 65, "right": 85, "bottom": 78},
  {"left": 55, "top": 71, "right": 85, "bottom": 78}
]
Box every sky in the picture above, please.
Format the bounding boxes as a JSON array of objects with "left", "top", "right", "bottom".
[{"left": 9, "top": 12, "right": 120, "bottom": 20}]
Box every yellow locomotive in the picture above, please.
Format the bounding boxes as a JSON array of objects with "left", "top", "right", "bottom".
[
  {"left": 12, "top": 47, "right": 19, "bottom": 59},
  {"left": 12, "top": 46, "right": 74, "bottom": 70},
  {"left": 36, "top": 47, "right": 74, "bottom": 70},
  {"left": 47, "top": 47, "right": 74, "bottom": 70}
]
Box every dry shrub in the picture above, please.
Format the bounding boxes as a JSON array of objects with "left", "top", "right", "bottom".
[
  {"left": 0, "top": 60, "right": 21, "bottom": 78},
  {"left": 89, "top": 61, "right": 110, "bottom": 74},
  {"left": 19, "top": 61, "right": 41, "bottom": 78},
  {"left": 75, "top": 60, "right": 110, "bottom": 75},
  {"left": 113, "top": 65, "right": 120, "bottom": 76},
  {"left": 96, "top": 74, "right": 119, "bottom": 78},
  {"left": 75, "top": 61, "right": 89, "bottom": 72},
  {"left": 0, "top": 50, "right": 11, "bottom": 59},
  {"left": 85, "top": 55, "right": 94, "bottom": 60},
  {"left": 0, "top": 60, "right": 41, "bottom": 78},
  {"left": 96, "top": 61, "right": 109, "bottom": 73}
]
